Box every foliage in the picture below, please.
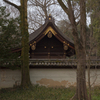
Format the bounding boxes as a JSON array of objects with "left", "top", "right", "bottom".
[
  {"left": 57, "top": 19, "right": 72, "bottom": 36},
  {"left": 0, "top": 6, "right": 21, "bottom": 68},
  {"left": 87, "top": 0, "right": 100, "bottom": 56}
]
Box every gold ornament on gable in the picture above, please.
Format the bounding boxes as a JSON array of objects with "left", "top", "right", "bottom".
[
  {"left": 30, "top": 41, "right": 36, "bottom": 50},
  {"left": 47, "top": 31, "right": 52, "bottom": 38},
  {"left": 31, "top": 45, "right": 36, "bottom": 50},
  {"left": 43, "top": 26, "right": 57, "bottom": 36},
  {"left": 64, "top": 45, "right": 68, "bottom": 50}
]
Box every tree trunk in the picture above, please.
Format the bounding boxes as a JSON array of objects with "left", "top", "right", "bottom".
[
  {"left": 75, "top": 40, "right": 88, "bottom": 100},
  {"left": 57, "top": 0, "right": 89, "bottom": 100},
  {"left": 87, "top": 56, "right": 92, "bottom": 100},
  {"left": 20, "top": 0, "right": 31, "bottom": 87},
  {"left": 75, "top": 0, "right": 88, "bottom": 99},
  {"left": 70, "top": 31, "right": 88, "bottom": 100}
]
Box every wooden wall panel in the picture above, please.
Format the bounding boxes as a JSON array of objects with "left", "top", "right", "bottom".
[{"left": 30, "top": 35, "right": 65, "bottom": 59}]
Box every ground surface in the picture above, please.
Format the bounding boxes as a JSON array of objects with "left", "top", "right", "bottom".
[{"left": 0, "top": 85, "right": 100, "bottom": 100}]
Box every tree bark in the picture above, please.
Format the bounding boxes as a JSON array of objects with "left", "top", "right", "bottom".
[
  {"left": 75, "top": 40, "right": 88, "bottom": 100},
  {"left": 20, "top": 0, "right": 31, "bottom": 87},
  {"left": 75, "top": 1, "right": 88, "bottom": 99},
  {"left": 57, "top": 0, "right": 89, "bottom": 100}
]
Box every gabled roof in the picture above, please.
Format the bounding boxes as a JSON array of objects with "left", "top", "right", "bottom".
[{"left": 29, "top": 15, "right": 74, "bottom": 49}]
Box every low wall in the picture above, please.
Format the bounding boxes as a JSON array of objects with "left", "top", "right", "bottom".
[{"left": 0, "top": 68, "right": 100, "bottom": 88}]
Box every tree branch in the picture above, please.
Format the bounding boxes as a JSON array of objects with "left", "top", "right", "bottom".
[
  {"left": 57, "top": 0, "right": 69, "bottom": 14},
  {"left": 75, "top": 14, "right": 80, "bottom": 20},
  {"left": 3, "top": 0, "right": 20, "bottom": 11},
  {"left": 76, "top": 20, "right": 80, "bottom": 26}
]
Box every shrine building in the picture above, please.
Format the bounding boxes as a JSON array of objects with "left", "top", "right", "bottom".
[{"left": 29, "top": 15, "right": 75, "bottom": 59}]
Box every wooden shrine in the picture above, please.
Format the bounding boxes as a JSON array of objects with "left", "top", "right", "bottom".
[{"left": 29, "top": 15, "right": 75, "bottom": 59}]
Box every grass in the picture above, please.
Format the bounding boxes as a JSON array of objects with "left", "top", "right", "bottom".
[
  {"left": 0, "top": 85, "right": 100, "bottom": 100},
  {"left": 91, "top": 87, "right": 100, "bottom": 100}
]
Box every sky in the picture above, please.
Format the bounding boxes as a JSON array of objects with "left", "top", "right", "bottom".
[{"left": 0, "top": 0, "right": 90, "bottom": 26}]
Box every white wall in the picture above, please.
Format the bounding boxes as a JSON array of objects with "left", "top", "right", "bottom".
[
  {"left": 0, "top": 69, "right": 21, "bottom": 88},
  {"left": 0, "top": 68, "right": 100, "bottom": 88},
  {"left": 30, "top": 68, "right": 76, "bottom": 87}
]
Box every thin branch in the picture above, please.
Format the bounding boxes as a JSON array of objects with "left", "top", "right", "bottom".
[
  {"left": 28, "top": 27, "right": 35, "bottom": 31},
  {"left": 36, "top": 7, "right": 45, "bottom": 18},
  {"left": 3, "top": 0, "right": 20, "bottom": 11},
  {"left": 46, "top": 0, "right": 57, "bottom": 7},
  {"left": 47, "top": 3, "right": 57, "bottom": 7},
  {"left": 75, "top": 14, "right": 80, "bottom": 20},
  {"left": 76, "top": 20, "right": 80, "bottom": 26},
  {"left": 57, "top": 0, "right": 69, "bottom": 14},
  {"left": 28, "top": 17, "right": 42, "bottom": 26}
]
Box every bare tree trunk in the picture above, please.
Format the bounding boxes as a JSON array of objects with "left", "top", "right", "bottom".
[
  {"left": 87, "top": 14, "right": 93, "bottom": 100},
  {"left": 87, "top": 56, "right": 92, "bottom": 100},
  {"left": 70, "top": 31, "right": 88, "bottom": 100},
  {"left": 75, "top": 1, "right": 88, "bottom": 99},
  {"left": 20, "top": 0, "right": 31, "bottom": 87},
  {"left": 57, "top": 0, "right": 89, "bottom": 99},
  {"left": 75, "top": 43, "right": 88, "bottom": 100}
]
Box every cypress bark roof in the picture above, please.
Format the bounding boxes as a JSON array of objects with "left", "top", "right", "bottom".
[{"left": 29, "top": 15, "right": 74, "bottom": 48}]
